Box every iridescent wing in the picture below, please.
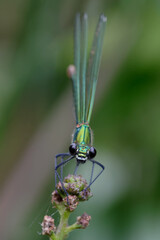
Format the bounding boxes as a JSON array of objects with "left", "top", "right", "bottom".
[
  {"left": 71, "top": 13, "right": 88, "bottom": 124},
  {"left": 80, "top": 14, "right": 88, "bottom": 123},
  {"left": 69, "top": 13, "right": 81, "bottom": 124},
  {"left": 69, "top": 14, "right": 106, "bottom": 124},
  {"left": 85, "top": 14, "right": 107, "bottom": 123}
]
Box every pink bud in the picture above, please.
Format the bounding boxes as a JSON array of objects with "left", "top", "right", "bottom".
[{"left": 66, "top": 65, "right": 76, "bottom": 78}]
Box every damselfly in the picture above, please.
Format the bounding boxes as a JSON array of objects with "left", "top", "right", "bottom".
[{"left": 55, "top": 13, "right": 107, "bottom": 196}]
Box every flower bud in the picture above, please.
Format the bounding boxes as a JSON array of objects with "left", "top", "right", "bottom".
[
  {"left": 63, "top": 195, "right": 79, "bottom": 212},
  {"left": 41, "top": 215, "right": 56, "bottom": 235},
  {"left": 56, "top": 175, "right": 92, "bottom": 201},
  {"left": 51, "top": 190, "right": 62, "bottom": 204},
  {"left": 77, "top": 213, "right": 91, "bottom": 229},
  {"left": 66, "top": 65, "right": 76, "bottom": 78}
]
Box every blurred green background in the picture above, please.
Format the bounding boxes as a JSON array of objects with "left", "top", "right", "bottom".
[{"left": 0, "top": 0, "right": 160, "bottom": 240}]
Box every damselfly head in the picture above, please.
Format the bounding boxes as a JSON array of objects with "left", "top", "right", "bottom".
[{"left": 69, "top": 143, "right": 97, "bottom": 162}]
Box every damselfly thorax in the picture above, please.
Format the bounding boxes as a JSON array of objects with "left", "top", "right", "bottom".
[{"left": 71, "top": 123, "right": 93, "bottom": 162}]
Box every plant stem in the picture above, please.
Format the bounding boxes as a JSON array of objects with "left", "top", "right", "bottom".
[
  {"left": 50, "top": 205, "right": 71, "bottom": 240},
  {"left": 66, "top": 223, "right": 81, "bottom": 232}
]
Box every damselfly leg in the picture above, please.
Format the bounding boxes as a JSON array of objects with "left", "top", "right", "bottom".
[
  {"left": 83, "top": 159, "right": 105, "bottom": 191},
  {"left": 74, "top": 161, "right": 80, "bottom": 175},
  {"left": 55, "top": 154, "right": 74, "bottom": 200},
  {"left": 55, "top": 154, "right": 104, "bottom": 195},
  {"left": 55, "top": 153, "right": 71, "bottom": 185}
]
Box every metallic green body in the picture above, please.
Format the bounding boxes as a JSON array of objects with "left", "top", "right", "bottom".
[
  {"left": 73, "top": 124, "right": 91, "bottom": 145},
  {"left": 73, "top": 124, "right": 92, "bottom": 159}
]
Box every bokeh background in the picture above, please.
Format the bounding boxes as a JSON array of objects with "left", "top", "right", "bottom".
[{"left": 0, "top": 0, "right": 160, "bottom": 240}]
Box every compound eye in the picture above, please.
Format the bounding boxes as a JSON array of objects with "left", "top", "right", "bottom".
[
  {"left": 69, "top": 143, "right": 77, "bottom": 155},
  {"left": 88, "top": 146, "right": 97, "bottom": 159}
]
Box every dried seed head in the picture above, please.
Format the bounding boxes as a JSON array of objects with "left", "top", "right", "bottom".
[
  {"left": 63, "top": 195, "right": 79, "bottom": 212},
  {"left": 41, "top": 215, "right": 56, "bottom": 235},
  {"left": 51, "top": 190, "right": 62, "bottom": 204},
  {"left": 67, "top": 65, "right": 76, "bottom": 78},
  {"left": 77, "top": 213, "right": 91, "bottom": 229}
]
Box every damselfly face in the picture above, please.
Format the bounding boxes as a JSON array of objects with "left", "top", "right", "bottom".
[{"left": 69, "top": 142, "right": 97, "bottom": 162}]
